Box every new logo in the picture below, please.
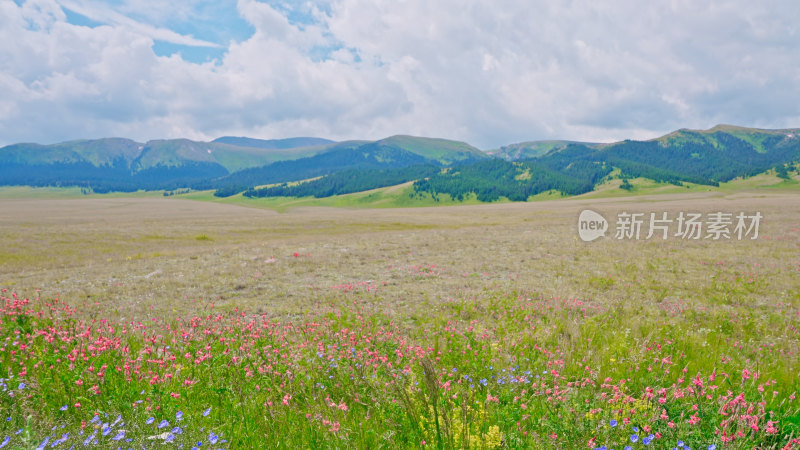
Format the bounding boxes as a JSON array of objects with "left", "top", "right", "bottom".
[{"left": 578, "top": 209, "right": 608, "bottom": 242}]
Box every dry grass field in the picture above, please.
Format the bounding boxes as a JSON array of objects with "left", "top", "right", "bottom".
[{"left": 1, "top": 191, "right": 799, "bottom": 448}]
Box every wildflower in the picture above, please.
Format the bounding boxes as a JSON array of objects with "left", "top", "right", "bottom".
[
  {"left": 176, "top": 411, "right": 183, "bottom": 420},
  {"left": 610, "top": 419, "right": 617, "bottom": 427},
  {"left": 203, "top": 407, "right": 211, "bottom": 417},
  {"left": 630, "top": 435, "right": 639, "bottom": 443},
  {"left": 17, "top": 383, "right": 25, "bottom": 390},
  {"left": 112, "top": 431, "right": 125, "bottom": 441},
  {"left": 766, "top": 421, "right": 778, "bottom": 434},
  {"left": 158, "top": 420, "right": 169, "bottom": 429},
  {"left": 59, "top": 405, "right": 67, "bottom": 411},
  {"left": 282, "top": 394, "right": 291, "bottom": 406},
  {"left": 209, "top": 432, "right": 219, "bottom": 444},
  {"left": 165, "top": 433, "right": 175, "bottom": 443},
  {"left": 146, "top": 417, "right": 155, "bottom": 425},
  {"left": 36, "top": 436, "right": 49, "bottom": 449},
  {"left": 0, "top": 437, "right": 9, "bottom": 448}
]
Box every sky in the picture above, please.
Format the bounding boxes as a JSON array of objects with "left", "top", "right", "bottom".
[{"left": 1, "top": 0, "right": 799, "bottom": 149}]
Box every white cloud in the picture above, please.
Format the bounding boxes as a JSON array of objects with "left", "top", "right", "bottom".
[
  {"left": 57, "top": 0, "right": 220, "bottom": 47},
  {"left": 0, "top": 0, "right": 798, "bottom": 148}
]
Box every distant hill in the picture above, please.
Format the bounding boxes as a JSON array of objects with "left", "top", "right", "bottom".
[
  {"left": 411, "top": 125, "right": 800, "bottom": 201},
  {"left": 487, "top": 140, "right": 602, "bottom": 160},
  {"left": 0, "top": 125, "right": 798, "bottom": 199},
  {"left": 0, "top": 134, "right": 487, "bottom": 193},
  {"left": 0, "top": 138, "right": 142, "bottom": 166},
  {"left": 212, "top": 136, "right": 335, "bottom": 150},
  {"left": 365, "top": 135, "right": 487, "bottom": 165}
]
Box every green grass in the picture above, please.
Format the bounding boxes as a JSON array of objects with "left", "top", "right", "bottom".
[
  {"left": 175, "top": 184, "right": 488, "bottom": 212},
  {"left": 578, "top": 171, "right": 800, "bottom": 199},
  {"left": 2, "top": 193, "right": 800, "bottom": 448},
  {"left": 0, "top": 186, "right": 166, "bottom": 199},
  {"left": 1, "top": 168, "right": 798, "bottom": 210}
]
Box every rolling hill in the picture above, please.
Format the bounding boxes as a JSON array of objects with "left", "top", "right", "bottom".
[
  {"left": 0, "top": 134, "right": 488, "bottom": 193},
  {"left": 0, "top": 125, "right": 798, "bottom": 201},
  {"left": 487, "top": 140, "right": 602, "bottom": 160}
]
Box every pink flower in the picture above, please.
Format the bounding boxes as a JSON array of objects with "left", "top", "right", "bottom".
[
  {"left": 766, "top": 421, "right": 778, "bottom": 434},
  {"left": 282, "top": 393, "right": 292, "bottom": 406}
]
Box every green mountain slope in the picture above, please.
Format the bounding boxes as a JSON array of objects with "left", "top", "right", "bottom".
[
  {"left": 132, "top": 139, "right": 333, "bottom": 173},
  {"left": 487, "top": 140, "right": 602, "bottom": 160},
  {"left": 365, "top": 135, "right": 488, "bottom": 164},
  {"left": 1, "top": 125, "right": 799, "bottom": 200},
  {"left": 0, "top": 138, "right": 142, "bottom": 166},
  {"left": 212, "top": 136, "right": 335, "bottom": 149},
  {"left": 411, "top": 125, "right": 800, "bottom": 201}
]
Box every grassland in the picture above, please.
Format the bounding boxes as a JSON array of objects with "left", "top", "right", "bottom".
[
  {"left": 1, "top": 188, "right": 800, "bottom": 448},
  {"left": 1, "top": 167, "right": 798, "bottom": 211}
]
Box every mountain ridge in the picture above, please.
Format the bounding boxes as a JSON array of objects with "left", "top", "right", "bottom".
[{"left": 1, "top": 125, "right": 798, "bottom": 200}]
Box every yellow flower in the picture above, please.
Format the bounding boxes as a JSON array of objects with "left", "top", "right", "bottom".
[{"left": 483, "top": 425, "right": 503, "bottom": 448}]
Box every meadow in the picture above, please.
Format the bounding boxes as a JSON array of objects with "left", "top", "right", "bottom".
[{"left": 1, "top": 190, "right": 799, "bottom": 448}]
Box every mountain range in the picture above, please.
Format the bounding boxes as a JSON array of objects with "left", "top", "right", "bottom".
[{"left": 1, "top": 125, "right": 798, "bottom": 200}]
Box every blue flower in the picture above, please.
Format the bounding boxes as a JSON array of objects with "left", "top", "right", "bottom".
[
  {"left": 59, "top": 405, "right": 67, "bottom": 411},
  {"left": 176, "top": 411, "right": 184, "bottom": 420},
  {"left": 0, "top": 437, "right": 9, "bottom": 448},
  {"left": 708, "top": 446, "right": 717, "bottom": 450},
  {"left": 171, "top": 427, "right": 183, "bottom": 435},
  {"left": 17, "top": 383, "right": 25, "bottom": 390},
  {"left": 631, "top": 435, "right": 639, "bottom": 443},
  {"left": 633, "top": 426, "right": 639, "bottom": 432},
  {"left": 203, "top": 407, "right": 211, "bottom": 417},
  {"left": 35, "top": 436, "right": 48, "bottom": 449},
  {"left": 158, "top": 420, "right": 169, "bottom": 429},
  {"left": 112, "top": 431, "right": 125, "bottom": 441},
  {"left": 610, "top": 419, "right": 618, "bottom": 427},
  {"left": 146, "top": 417, "right": 154, "bottom": 425},
  {"left": 643, "top": 435, "right": 653, "bottom": 445},
  {"left": 678, "top": 442, "right": 685, "bottom": 448},
  {"left": 209, "top": 432, "right": 219, "bottom": 445},
  {"left": 165, "top": 433, "right": 175, "bottom": 443}
]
